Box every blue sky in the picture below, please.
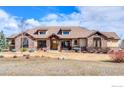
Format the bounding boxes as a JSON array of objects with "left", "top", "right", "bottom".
[
  {"left": 0, "top": 6, "right": 124, "bottom": 39},
  {"left": 0, "top": 6, "right": 78, "bottom": 19}
]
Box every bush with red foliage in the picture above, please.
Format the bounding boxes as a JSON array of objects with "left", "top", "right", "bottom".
[{"left": 109, "top": 50, "right": 124, "bottom": 63}]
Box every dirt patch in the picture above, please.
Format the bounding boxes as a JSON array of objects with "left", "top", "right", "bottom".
[
  {"left": 0, "top": 57, "right": 124, "bottom": 76},
  {"left": 0, "top": 51, "right": 110, "bottom": 62}
]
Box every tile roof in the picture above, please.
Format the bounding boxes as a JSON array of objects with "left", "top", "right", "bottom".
[
  {"left": 102, "top": 32, "right": 120, "bottom": 39},
  {"left": 7, "top": 26, "right": 120, "bottom": 40}
]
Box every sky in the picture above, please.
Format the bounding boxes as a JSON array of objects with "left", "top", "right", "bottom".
[{"left": 0, "top": 6, "right": 124, "bottom": 39}]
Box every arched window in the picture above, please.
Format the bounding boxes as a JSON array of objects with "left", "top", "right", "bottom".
[{"left": 21, "top": 38, "right": 29, "bottom": 48}]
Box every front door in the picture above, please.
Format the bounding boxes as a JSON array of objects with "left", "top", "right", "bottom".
[
  {"left": 93, "top": 37, "right": 101, "bottom": 48},
  {"left": 51, "top": 39, "right": 58, "bottom": 50}
]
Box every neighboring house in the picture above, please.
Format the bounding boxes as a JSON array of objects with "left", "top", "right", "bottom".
[
  {"left": 120, "top": 39, "right": 124, "bottom": 49},
  {"left": 7, "top": 26, "right": 120, "bottom": 51}
]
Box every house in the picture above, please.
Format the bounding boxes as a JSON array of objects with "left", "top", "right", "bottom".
[
  {"left": 120, "top": 40, "right": 124, "bottom": 49},
  {"left": 7, "top": 26, "right": 120, "bottom": 51}
]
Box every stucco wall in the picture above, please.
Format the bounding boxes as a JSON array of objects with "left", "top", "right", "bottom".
[
  {"left": 107, "top": 39, "right": 119, "bottom": 48},
  {"left": 79, "top": 39, "right": 87, "bottom": 47},
  {"left": 71, "top": 38, "right": 87, "bottom": 47}
]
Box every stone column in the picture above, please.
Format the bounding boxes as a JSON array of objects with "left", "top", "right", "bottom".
[
  {"left": 58, "top": 40, "right": 61, "bottom": 51},
  {"left": 46, "top": 39, "right": 50, "bottom": 50},
  {"left": 15, "top": 37, "right": 21, "bottom": 51},
  {"left": 72, "top": 39, "right": 75, "bottom": 47},
  {"left": 79, "top": 39, "right": 83, "bottom": 47},
  {"left": 34, "top": 40, "right": 38, "bottom": 49}
]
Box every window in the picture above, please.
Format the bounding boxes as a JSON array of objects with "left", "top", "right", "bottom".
[
  {"left": 62, "top": 31, "right": 69, "bottom": 35},
  {"left": 11, "top": 39, "right": 15, "bottom": 45},
  {"left": 21, "top": 38, "right": 29, "bottom": 48},
  {"left": 38, "top": 40, "right": 46, "bottom": 48},
  {"left": 39, "top": 31, "right": 46, "bottom": 35},
  {"left": 61, "top": 40, "right": 71, "bottom": 50},
  {"left": 74, "top": 40, "right": 78, "bottom": 45}
]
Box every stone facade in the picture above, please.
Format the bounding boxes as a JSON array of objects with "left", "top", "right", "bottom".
[
  {"left": 87, "top": 33, "right": 107, "bottom": 48},
  {"left": 14, "top": 34, "right": 35, "bottom": 51},
  {"left": 9, "top": 32, "right": 119, "bottom": 51}
]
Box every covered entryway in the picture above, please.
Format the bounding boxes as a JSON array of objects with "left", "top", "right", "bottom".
[
  {"left": 49, "top": 34, "right": 60, "bottom": 50},
  {"left": 51, "top": 39, "right": 58, "bottom": 50}
]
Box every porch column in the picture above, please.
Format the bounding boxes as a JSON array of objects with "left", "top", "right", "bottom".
[
  {"left": 58, "top": 40, "right": 61, "bottom": 51},
  {"left": 80, "top": 39, "right": 83, "bottom": 47},
  {"left": 34, "top": 40, "right": 37, "bottom": 49},
  {"left": 46, "top": 39, "right": 50, "bottom": 50},
  {"left": 72, "top": 39, "right": 75, "bottom": 47},
  {"left": 15, "top": 37, "right": 21, "bottom": 51}
]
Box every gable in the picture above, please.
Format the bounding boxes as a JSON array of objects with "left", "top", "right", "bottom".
[
  {"left": 87, "top": 31, "right": 108, "bottom": 39},
  {"left": 13, "top": 32, "right": 35, "bottom": 40},
  {"left": 48, "top": 33, "right": 60, "bottom": 39}
]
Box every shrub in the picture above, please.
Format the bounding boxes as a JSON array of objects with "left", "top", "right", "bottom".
[
  {"left": 1, "top": 49, "right": 9, "bottom": 52},
  {"left": 109, "top": 50, "right": 124, "bottom": 63},
  {"left": 20, "top": 48, "right": 28, "bottom": 52},
  {"left": 29, "top": 48, "right": 36, "bottom": 52},
  {"left": 13, "top": 55, "right": 18, "bottom": 58},
  {"left": 0, "top": 55, "right": 4, "bottom": 58},
  {"left": 34, "top": 55, "right": 40, "bottom": 58},
  {"left": 25, "top": 55, "right": 30, "bottom": 59},
  {"left": 11, "top": 49, "right": 16, "bottom": 52},
  {"left": 86, "top": 47, "right": 95, "bottom": 53},
  {"left": 42, "top": 48, "right": 47, "bottom": 52},
  {"left": 23, "top": 54, "right": 30, "bottom": 59},
  {"left": 101, "top": 48, "right": 110, "bottom": 54},
  {"left": 0, "top": 48, "right": 2, "bottom": 52},
  {"left": 41, "top": 55, "right": 44, "bottom": 57}
]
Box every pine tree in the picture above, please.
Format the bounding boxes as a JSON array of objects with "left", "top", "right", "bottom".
[{"left": 0, "top": 30, "right": 8, "bottom": 52}]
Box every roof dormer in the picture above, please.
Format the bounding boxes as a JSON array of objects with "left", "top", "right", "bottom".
[
  {"left": 58, "top": 28, "right": 71, "bottom": 35},
  {"left": 34, "top": 29, "right": 48, "bottom": 35}
]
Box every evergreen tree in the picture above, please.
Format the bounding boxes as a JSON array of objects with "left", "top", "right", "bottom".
[{"left": 0, "top": 30, "right": 8, "bottom": 51}]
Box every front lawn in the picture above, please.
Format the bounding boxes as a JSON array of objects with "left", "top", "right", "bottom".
[{"left": 0, "top": 57, "right": 124, "bottom": 76}]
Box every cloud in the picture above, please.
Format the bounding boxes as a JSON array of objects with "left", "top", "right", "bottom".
[
  {"left": 1, "top": 7, "right": 124, "bottom": 39},
  {"left": 39, "top": 12, "right": 82, "bottom": 26},
  {"left": 24, "top": 18, "right": 41, "bottom": 29},
  {"left": 41, "top": 14, "right": 59, "bottom": 21},
  {"left": 39, "top": 6, "right": 124, "bottom": 38},
  {"left": 0, "top": 9, "right": 19, "bottom": 36},
  {"left": 77, "top": 7, "right": 124, "bottom": 38}
]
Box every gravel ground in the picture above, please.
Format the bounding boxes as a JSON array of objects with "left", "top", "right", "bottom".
[{"left": 0, "top": 57, "right": 124, "bottom": 76}]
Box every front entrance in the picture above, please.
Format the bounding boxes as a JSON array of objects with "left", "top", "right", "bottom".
[
  {"left": 51, "top": 39, "right": 58, "bottom": 50},
  {"left": 49, "top": 34, "right": 60, "bottom": 50},
  {"left": 93, "top": 37, "right": 102, "bottom": 48}
]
